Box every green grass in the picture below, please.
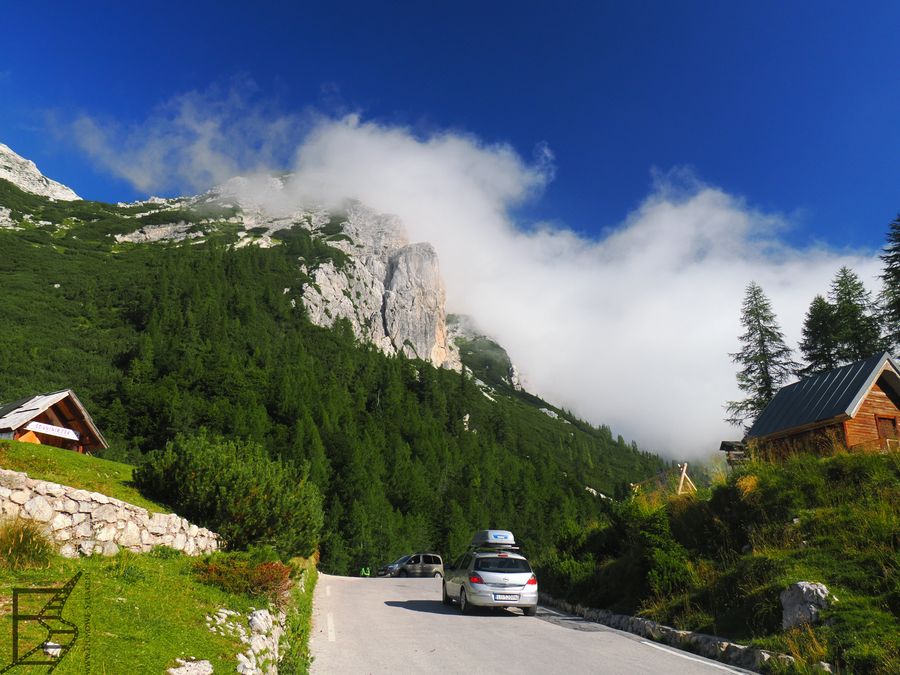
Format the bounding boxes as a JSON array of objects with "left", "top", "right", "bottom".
[
  {"left": 279, "top": 557, "right": 318, "bottom": 674},
  {"left": 649, "top": 452, "right": 900, "bottom": 672},
  {"left": 544, "top": 450, "right": 900, "bottom": 673},
  {"left": 0, "top": 549, "right": 257, "bottom": 673},
  {"left": 0, "top": 441, "right": 167, "bottom": 513}
]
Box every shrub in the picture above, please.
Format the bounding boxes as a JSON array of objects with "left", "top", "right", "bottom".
[
  {"left": 0, "top": 518, "right": 56, "bottom": 570},
  {"left": 193, "top": 552, "right": 292, "bottom": 607},
  {"left": 134, "top": 432, "right": 323, "bottom": 558}
]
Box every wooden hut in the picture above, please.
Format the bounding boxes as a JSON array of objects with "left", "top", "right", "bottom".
[
  {"left": 746, "top": 352, "right": 900, "bottom": 454},
  {"left": 0, "top": 389, "right": 108, "bottom": 453}
]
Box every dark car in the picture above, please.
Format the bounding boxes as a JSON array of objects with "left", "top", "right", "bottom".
[{"left": 377, "top": 553, "right": 443, "bottom": 577}]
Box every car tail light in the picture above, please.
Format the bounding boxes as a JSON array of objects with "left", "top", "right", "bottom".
[
  {"left": 469, "top": 574, "right": 484, "bottom": 584},
  {"left": 526, "top": 574, "right": 537, "bottom": 585}
]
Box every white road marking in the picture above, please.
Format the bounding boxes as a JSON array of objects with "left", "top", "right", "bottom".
[
  {"left": 326, "top": 585, "right": 331, "bottom": 597},
  {"left": 640, "top": 641, "right": 738, "bottom": 672},
  {"left": 326, "top": 613, "right": 336, "bottom": 642}
]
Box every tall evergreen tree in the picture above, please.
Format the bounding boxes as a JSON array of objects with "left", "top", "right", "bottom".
[
  {"left": 725, "top": 282, "right": 798, "bottom": 429},
  {"left": 828, "top": 266, "right": 885, "bottom": 362},
  {"left": 798, "top": 295, "right": 839, "bottom": 376},
  {"left": 880, "top": 215, "right": 900, "bottom": 350}
]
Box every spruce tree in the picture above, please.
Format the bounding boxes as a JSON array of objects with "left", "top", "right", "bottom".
[
  {"left": 828, "top": 266, "right": 885, "bottom": 362},
  {"left": 880, "top": 215, "right": 900, "bottom": 350},
  {"left": 798, "top": 295, "right": 839, "bottom": 376},
  {"left": 725, "top": 282, "right": 798, "bottom": 429}
]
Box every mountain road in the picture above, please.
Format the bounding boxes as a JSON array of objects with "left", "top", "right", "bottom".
[{"left": 309, "top": 573, "right": 750, "bottom": 674}]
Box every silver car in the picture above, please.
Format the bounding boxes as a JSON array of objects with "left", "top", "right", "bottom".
[
  {"left": 378, "top": 553, "right": 444, "bottom": 577},
  {"left": 442, "top": 550, "right": 538, "bottom": 615}
]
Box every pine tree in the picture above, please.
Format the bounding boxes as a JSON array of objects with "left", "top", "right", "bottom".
[
  {"left": 880, "top": 215, "right": 900, "bottom": 350},
  {"left": 725, "top": 282, "right": 798, "bottom": 429},
  {"left": 828, "top": 266, "right": 885, "bottom": 362},
  {"left": 798, "top": 295, "right": 839, "bottom": 376}
]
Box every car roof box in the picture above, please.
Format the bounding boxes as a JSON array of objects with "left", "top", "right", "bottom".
[{"left": 470, "top": 530, "right": 516, "bottom": 548}]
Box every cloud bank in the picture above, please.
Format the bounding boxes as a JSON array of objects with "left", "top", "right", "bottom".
[{"left": 67, "top": 99, "right": 883, "bottom": 458}]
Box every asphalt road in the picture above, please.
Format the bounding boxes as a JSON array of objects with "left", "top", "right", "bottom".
[{"left": 309, "top": 574, "right": 749, "bottom": 674}]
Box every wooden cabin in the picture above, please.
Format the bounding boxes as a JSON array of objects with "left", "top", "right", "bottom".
[
  {"left": 746, "top": 352, "right": 900, "bottom": 454},
  {"left": 0, "top": 389, "right": 108, "bottom": 453}
]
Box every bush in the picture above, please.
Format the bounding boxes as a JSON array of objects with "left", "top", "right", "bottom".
[
  {"left": 134, "top": 432, "right": 323, "bottom": 558},
  {"left": 193, "top": 552, "right": 292, "bottom": 607},
  {"left": 0, "top": 518, "right": 56, "bottom": 569}
]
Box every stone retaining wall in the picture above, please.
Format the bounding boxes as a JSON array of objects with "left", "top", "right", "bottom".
[
  {"left": 539, "top": 592, "right": 834, "bottom": 673},
  {"left": 0, "top": 468, "right": 219, "bottom": 557}
]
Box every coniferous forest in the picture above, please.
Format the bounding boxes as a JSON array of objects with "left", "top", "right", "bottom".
[{"left": 0, "top": 178, "right": 665, "bottom": 574}]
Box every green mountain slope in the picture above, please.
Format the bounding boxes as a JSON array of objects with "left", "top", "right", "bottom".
[{"left": 0, "top": 177, "right": 665, "bottom": 573}]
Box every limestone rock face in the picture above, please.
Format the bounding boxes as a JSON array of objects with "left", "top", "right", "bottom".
[
  {"left": 302, "top": 205, "right": 461, "bottom": 370},
  {"left": 384, "top": 242, "right": 453, "bottom": 364},
  {"left": 0, "top": 143, "right": 80, "bottom": 201}
]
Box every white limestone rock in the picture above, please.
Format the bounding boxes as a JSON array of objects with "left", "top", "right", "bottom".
[
  {"left": 119, "top": 521, "right": 142, "bottom": 547},
  {"left": 167, "top": 658, "right": 214, "bottom": 675},
  {"left": 781, "top": 582, "right": 833, "bottom": 629},
  {"left": 23, "top": 495, "right": 54, "bottom": 522},
  {"left": 0, "top": 143, "right": 80, "bottom": 201},
  {"left": 301, "top": 205, "right": 460, "bottom": 371}
]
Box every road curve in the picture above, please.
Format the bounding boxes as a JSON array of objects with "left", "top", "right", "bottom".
[{"left": 309, "top": 574, "right": 749, "bottom": 674}]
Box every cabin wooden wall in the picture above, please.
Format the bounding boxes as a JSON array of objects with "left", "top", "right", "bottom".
[
  {"left": 846, "top": 379, "right": 900, "bottom": 449},
  {"left": 757, "top": 423, "right": 846, "bottom": 459}
]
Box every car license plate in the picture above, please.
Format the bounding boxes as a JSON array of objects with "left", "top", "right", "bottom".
[{"left": 494, "top": 593, "right": 519, "bottom": 601}]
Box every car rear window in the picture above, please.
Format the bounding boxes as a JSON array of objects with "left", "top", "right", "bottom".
[{"left": 474, "top": 557, "right": 532, "bottom": 573}]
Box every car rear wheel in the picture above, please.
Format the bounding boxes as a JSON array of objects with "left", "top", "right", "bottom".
[
  {"left": 523, "top": 605, "right": 537, "bottom": 617},
  {"left": 441, "top": 582, "right": 452, "bottom": 606},
  {"left": 460, "top": 588, "right": 473, "bottom": 614}
]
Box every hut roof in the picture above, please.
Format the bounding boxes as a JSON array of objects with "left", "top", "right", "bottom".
[
  {"left": 747, "top": 352, "right": 900, "bottom": 441},
  {"left": 0, "top": 389, "right": 108, "bottom": 449}
]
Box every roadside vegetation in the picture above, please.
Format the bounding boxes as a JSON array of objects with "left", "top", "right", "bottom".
[
  {"left": 0, "top": 545, "right": 259, "bottom": 673},
  {"left": 537, "top": 448, "right": 900, "bottom": 673}
]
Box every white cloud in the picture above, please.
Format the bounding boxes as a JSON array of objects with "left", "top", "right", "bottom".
[
  {"left": 64, "top": 81, "right": 312, "bottom": 194},
  {"left": 66, "top": 102, "right": 884, "bottom": 458},
  {"left": 279, "top": 116, "right": 881, "bottom": 458}
]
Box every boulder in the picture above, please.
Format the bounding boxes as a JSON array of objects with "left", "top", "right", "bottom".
[
  {"left": 23, "top": 495, "right": 54, "bottom": 522},
  {"left": 118, "top": 521, "right": 142, "bottom": 547},
  {"left": 95, "top": 524, "right": 117, "bottom": 542},
  {"left": 50, "top": 513, "right": 72, "bottom": 530},
  {"left": 249, "top": 609, "right": 274, "bottom": 634},
  {"left": 10, "top": 489, "right": 31, "bottom": 505},
  {"left": 781, "top": 582, "right": 832, "bottom": 630},
  {"left": 92, "top": 504, "right": 118, "bottom": 523}
]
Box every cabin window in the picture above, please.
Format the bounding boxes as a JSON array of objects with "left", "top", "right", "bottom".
[{"left": 876, "top": 416, "right": 898, "bottom": 439}]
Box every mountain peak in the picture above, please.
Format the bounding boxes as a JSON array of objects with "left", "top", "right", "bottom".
[{"left": 0, "top": 143, "right": 80, "bottom": 201}]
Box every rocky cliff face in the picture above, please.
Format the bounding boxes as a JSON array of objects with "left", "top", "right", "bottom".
[
  {"left": 0, "top": 141, "right": 460, "bottom": 371},
  {"left": 0, "top": 143, "right": 80, "bottom": 201},
  {"left": 302, "top": 205, "right": 460, "bottom": 370}
]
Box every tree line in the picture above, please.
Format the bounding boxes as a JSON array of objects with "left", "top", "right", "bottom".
[
  {"left": 726, "top": 215, "right": 900, "bottom": 429},
  {"left": 0, "top": 214, "right": 665, "bottom": 572}
]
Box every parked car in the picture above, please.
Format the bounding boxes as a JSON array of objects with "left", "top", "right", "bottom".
[
  {"left": 377, "top": 554, "right": 412, "bottom": 577},
  {"left": 378, "top": 553, "right": 444, "bottom": 577},
  {"left": 442, "top": 530, "right": 538, "bottom": 616}
]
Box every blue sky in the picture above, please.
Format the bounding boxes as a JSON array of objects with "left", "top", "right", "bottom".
[
  {"left": 2, "top": 1, "right": 897, "bottom": 250},
  {"left": 2, "top": 2, "right": 898, "bottom": 454}
]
